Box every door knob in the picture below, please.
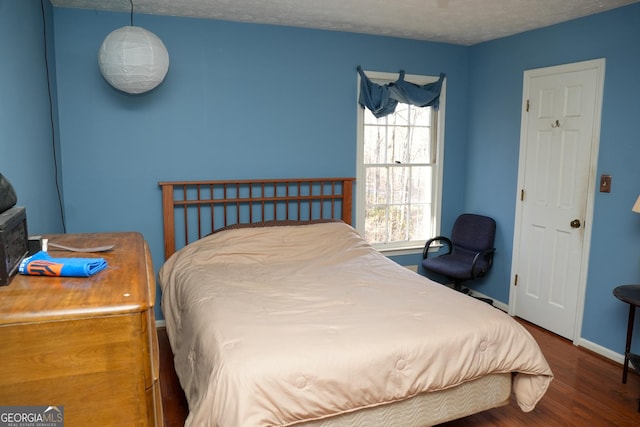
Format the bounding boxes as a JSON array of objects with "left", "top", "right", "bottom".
[{"left": 570, "top": 219, "right": 581, "bottom": 228}]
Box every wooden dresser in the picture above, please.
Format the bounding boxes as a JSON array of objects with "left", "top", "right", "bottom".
[{"left": 0, "top": 232, "right": 163, "bottom": 427}]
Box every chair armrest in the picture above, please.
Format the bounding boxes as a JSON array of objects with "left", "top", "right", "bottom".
[
  {"left": 423, "top": 236, "right": 452, "bottom": 259},
  {"left": 470, "top": 248, "right": 496, "bottom": 278}
]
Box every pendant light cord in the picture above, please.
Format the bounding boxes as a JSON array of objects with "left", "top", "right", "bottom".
[
  {"left": 40, "top": 0, "right": 67, "bottom": 233},
  {"left": 129, "top": 0, "right": 134, "bottom": 26}
]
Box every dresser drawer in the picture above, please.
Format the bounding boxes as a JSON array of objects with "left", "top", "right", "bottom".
[{"left": 0, "top": 314, "right": 149, "bottom": 425}]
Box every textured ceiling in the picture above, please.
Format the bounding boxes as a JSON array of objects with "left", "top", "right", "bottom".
[{"left": 51, "top": 0, "right": 639, "bottom": 45}]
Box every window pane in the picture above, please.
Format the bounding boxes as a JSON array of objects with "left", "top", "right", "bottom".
[
  {"left": 390, "top": 103, "right": 409, "bottom": 126},
  {"left": 410, "top": 166, "right": 432, "bottom": 203},
  {"left": 389, "top": 167, "right": 409, "bottom": 204},
  {"left": 409, "top": 127, "right": 431, "bottom": 163},
  {"left": 409, "top": 204, "right": 432, "bottom": 240},
  {"left": 411, "top": 106, "right": 432, "bottom": 126},
  {"left": 388, "top": 205, "right": 409, "bottom": 242},
  {"left": 365, "top": 205, "right": 387, "bottom": 244},
  {"left": 389, "top": 126, "right": 409, "bottom": 164},
  {"left": 364, "top": 125, "right": 386, "bottom": 164},
  {"left": 364, "top": 107, "right": 382, "bottom": 124},
  {"left": 365, "top": 167, "right": 388, "bottom": 204}
]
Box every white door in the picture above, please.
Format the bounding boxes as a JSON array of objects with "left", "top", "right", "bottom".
[{"left": 510, "top": 59, "right": 605, "bottom": 341}]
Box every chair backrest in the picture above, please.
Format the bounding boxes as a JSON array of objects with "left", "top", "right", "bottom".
[{"left": 450, "top": 214, "right": 496, "bottom": 252}]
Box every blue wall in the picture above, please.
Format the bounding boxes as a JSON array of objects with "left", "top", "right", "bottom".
[
  {"left": 50, "top": 8, "right": 469, "bottom": 319},
  {"left": 0, "top": 0, "right": 63, "bottom": 234},
  {"left": 466, "top": 4, "right": 640, "bottom": 354},
  {"left": 3, "top": 1, "right": 640, "bottom": 357}
]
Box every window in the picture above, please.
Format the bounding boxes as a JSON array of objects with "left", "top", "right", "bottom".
[{"left": 356, "top": 71, "right": 445, "bottom": 254}]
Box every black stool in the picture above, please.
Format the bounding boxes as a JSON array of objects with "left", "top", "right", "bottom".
[{"left": 613, "top": 284, "right": 640, "bottom": 412}]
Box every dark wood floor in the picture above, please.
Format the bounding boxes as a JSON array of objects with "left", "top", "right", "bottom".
[{"left": 158, "top": 319, "right": 640, "bottom": 426}]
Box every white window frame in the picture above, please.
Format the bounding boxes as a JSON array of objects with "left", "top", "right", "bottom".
[{"left": 355, "top": 69, "right": 446, "bottom": 255}]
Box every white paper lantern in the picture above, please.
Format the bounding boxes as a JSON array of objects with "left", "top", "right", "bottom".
[{"left": 98, "top": 26, "right": 169, "bottom": 94}]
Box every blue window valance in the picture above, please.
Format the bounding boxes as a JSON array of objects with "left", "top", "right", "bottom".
[{"left": 357, "top": 66, "right": 446, "bottom": 118}]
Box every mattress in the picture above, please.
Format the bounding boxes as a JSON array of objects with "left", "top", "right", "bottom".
[{"left": 159, "top": 221, "right": 553, "bottom": 426}]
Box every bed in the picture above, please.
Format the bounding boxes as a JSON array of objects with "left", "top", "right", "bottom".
[{"left": 157, "top": 177, "right": 553, "bottom": 427}]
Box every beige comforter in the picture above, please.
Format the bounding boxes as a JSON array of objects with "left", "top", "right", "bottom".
[{"left": 159, "top": 221, "right": 553, "bottom": 427}]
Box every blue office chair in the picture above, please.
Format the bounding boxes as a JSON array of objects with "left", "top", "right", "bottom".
[{"left": 422, "top": 213, "right": 496, "bottom": 303}]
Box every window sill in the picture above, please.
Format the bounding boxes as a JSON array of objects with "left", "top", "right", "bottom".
[
  {"left": 376, "top": 243, "right": 442, "bottom": 257},
  {"left": 377, "top": 246, "right": 422, "bottom": 257}
]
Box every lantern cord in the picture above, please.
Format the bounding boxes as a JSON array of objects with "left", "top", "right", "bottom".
[
  {"left": 129, "top": 0, "right": 134, "bottom": 26},
  {"left": 40, "top": 0, "right": 67, "bottom": 233}
]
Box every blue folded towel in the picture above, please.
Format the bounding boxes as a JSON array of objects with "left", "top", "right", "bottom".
[{"left": 19, "top": 251, "right": 107, "bottom": 277}]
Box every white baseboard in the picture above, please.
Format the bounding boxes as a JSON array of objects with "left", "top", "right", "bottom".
[
  {"left": 577, "top": 336, "right": 625, "bottom": 365},
  {"left": 156, "top": 319, "right": 166, "bottom": 328},
  {"left": 467, "top": 291, "right": 627, "bottom": 367}
]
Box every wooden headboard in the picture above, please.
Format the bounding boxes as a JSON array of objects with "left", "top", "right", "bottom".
[{"left": 159, "top": 177, "right": 355, "bottom": 260}]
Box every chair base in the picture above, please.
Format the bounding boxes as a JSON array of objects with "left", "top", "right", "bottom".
[
  {"left": 473, "top": 296, "right": 494, "bottom": 305},
  {"left": 452, "top": 282, "right": 468, "bottom": 293},
  {"left": 452, "top": 283, "right": 493, "bottom": 306}
]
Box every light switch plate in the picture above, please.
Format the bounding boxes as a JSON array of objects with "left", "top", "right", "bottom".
[{"left": 600, "top": 175, "right": 611, "bottom": 193}]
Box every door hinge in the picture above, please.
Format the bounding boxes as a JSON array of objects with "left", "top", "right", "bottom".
[
  {"left": 526, "top": 99, "right": 530, "bottom": 112},
  {"left": 520, "top": 189, "right": 524, "bottom": 201},
  {"left": 514, "top": 274, "right": 518, "bottom": 286}
]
